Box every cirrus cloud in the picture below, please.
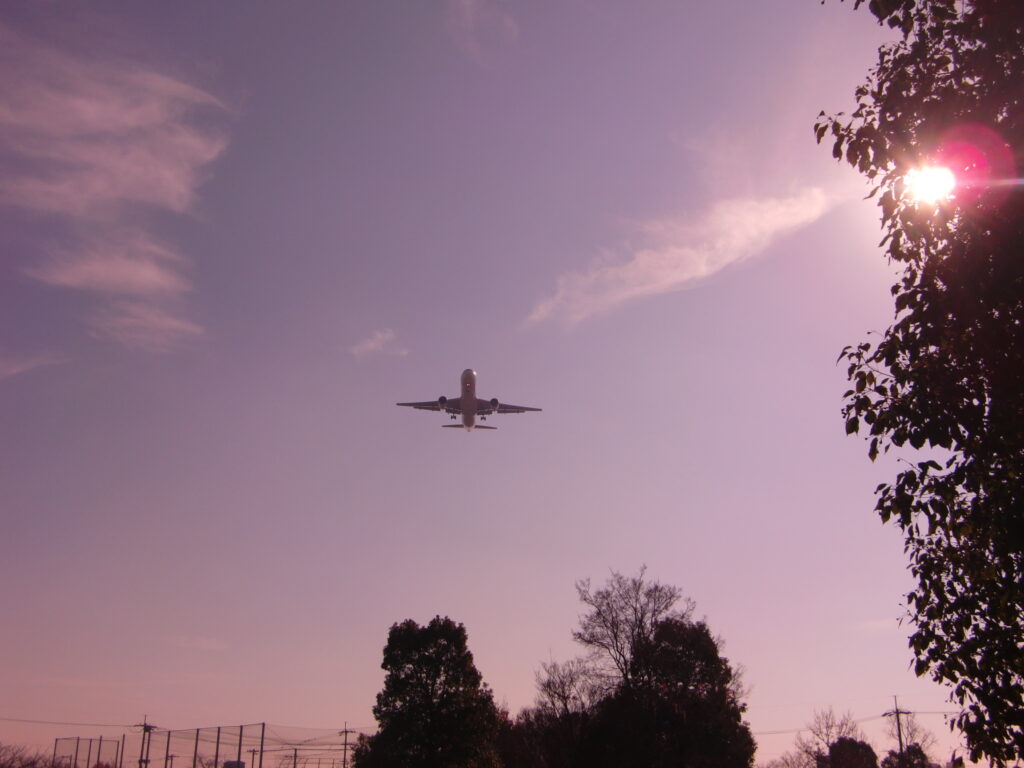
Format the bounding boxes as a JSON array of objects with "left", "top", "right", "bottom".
[
  {"left": 0, "top": 352, "right": 62, "bottom": 382},
  {"left": 0, "top": 21, "right": 229, "bottom": 351},
  {"left": 528, "top": 188, "right": 830, "bottom": 325}
]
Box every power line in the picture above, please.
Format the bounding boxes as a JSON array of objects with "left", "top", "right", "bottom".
[
  {"left": 751, "top": 709, "right": 957, "bottom": 737},
  {"left": 0, "top": 717, "right": 135, "bottom": 728}
]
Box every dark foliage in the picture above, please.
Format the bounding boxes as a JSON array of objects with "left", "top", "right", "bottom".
[
  {"left": 580, "top": 617, "right": 756, "bottom": 768},
  {"left": 880, "top": 743, "right": 940, "bottom": 768},
  {"left": 498, "top": 707, "right": 589, "bottom": 768},
  {"left": 816, "top": 737, "right": 879, "bottom": 768},
  {"left": 352, "top": 616, "right": 502, "bottom": 768},
  {"left": 817, "top": 1, "right": 1024, "bottom": 762}
]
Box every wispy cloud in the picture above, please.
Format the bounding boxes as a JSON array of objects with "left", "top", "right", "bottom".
[
  {"left": 528, "top": 189, "right": 830, "bottom": 325},
  {"left": 0, "top": 352, "right": 61, "bottom": 382},
  {"left": 444, "top": 0, "right": 519, "bottom": 62},
  {"left": 89, "top": 301, "right": 204, "bottom": 352},
  {"left": 350, "top": 328, "right": 409, "bottom": 358},
  {"left": 0, "top": 21, "right": 229, "bottom": 351},
  {"left": 27, "top": 230, "right": 190, "bottom": 297}
]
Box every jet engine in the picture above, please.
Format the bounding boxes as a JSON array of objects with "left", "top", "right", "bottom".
[
  {"left": 438, "top": 396, "right": 448, "bottom": 410},
  {"left": 489, "top": 398, "right": 499, "bottom": 412}
]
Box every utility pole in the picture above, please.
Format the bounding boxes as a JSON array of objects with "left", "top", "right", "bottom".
[
  {"left": 884, "top": 696, "right": 909, "bottom": 761},
  {"left": 338, "top": 725, "right": 357, "bottom": 768},
  {"left": 137, "top": 718, "right": 157, "bottom": 768}
]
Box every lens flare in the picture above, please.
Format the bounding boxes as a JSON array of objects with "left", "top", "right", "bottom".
[{"left": 905, "top": 165, "right": 956, "bottom": 204}]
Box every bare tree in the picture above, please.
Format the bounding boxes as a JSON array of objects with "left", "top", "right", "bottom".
[
  {"left": 760, "top": 752, "right": 814, "bottom": 768},
  {"left": 886, "top": 712, "right": 938, "bottom": 758},
  {"left": 535, "top": 658, "right": 606, "bottom": 717},
  {"left": 0, "top": 745, "right": 54, "bottom": 768},
  {"left": 573, "top": 566, "right": 694, "bottom": 689},
  {"left": 794, "top": 708, "right": 864, "bottom": 764}
]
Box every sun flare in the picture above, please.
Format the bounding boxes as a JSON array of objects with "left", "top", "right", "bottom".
[{"left": 905, "top": 165, "right": 956, "bottom": 204}]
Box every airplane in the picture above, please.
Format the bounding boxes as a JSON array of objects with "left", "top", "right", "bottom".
[{"left": 397, "top": 368, "right": 541, "bottom": 431}]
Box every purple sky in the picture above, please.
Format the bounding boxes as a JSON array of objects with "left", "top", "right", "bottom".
[{"left": 0, "top": 2, "right": 971, "bottom": 764}]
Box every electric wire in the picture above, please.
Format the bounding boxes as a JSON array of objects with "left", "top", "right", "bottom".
[
  {"left": 6, "top": 712, "right": 957, "bottom": 743},
  {"left": 0, "top": 718, "right": 134, "bottom": 728}
]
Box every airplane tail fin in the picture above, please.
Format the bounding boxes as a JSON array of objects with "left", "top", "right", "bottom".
[{"left": 441, "top": 424, "right": 497, "bottom": 430}]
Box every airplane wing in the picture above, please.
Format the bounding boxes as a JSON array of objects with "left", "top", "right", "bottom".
[
  {"left": 497, "top": 403, "right": 542, "bottom": 414},
  {"left": 396, "top": 398, "right": 462, "bottom": 413},
  {"left": 476, "top": 398, "right": 542, "bottom": 415}
]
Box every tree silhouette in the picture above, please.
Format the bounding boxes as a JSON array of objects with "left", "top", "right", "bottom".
[
  {"left": 509, "top": 569, "right": 754, "bottom": 768},
  {"left": 581, "top": 616, "right": 755, "bottom": 768},
  {"left": 817, "top": 737, "right": 878, "bottom": 768},
  {"left": 573, "top": 565, "right": 692, "bottom": 690},
  {"left": 818, "top": 1, "right": 1024, "bottom": 762},
  {"left": 352, "top": 616, "right": 502, "bottom": 768},
  {"left": 880, "top": 743, "right": 940, "bottom": 768}
]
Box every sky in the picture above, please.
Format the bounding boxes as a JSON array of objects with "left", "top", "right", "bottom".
[{"left": 0, "top": 2, "right": 974, "bottom": 765}]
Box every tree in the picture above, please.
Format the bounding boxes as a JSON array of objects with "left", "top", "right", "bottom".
[
  {"left": 498, "top": 660, "right": 603, "bottom": 768},
  {"left": 352, "top": 616, "right": 502, "bottom": 768},
  {"left": 885, "top": 713, "right": 937, "bottom": 759},
  {"left": 818, "top": 737, "right": 879, "bottom": 768},
  {"left": 573, "top": 565, "right": 694, "bottom": 690},
  {"left": 501, "top": 569, "right": 754, "bottom": 768},
  {"left": 795, "top": 708, "right": 865, "bottom": 767},
  {"left": 574, "top": 569, "right": 755, "bottom": 768},
  {"left": 0, "top": 746, "right": 52, "bottom": 768},
  {"left": 817, "top": 1, "right": 1024, "bottom": 762},
  {"left": 534, "top": 658, "right": 605, "bottom": 718},
  {"left": 762, "top": 755, "right": 815, "bottom": 768},
  {"left": 880, "top": 743, "right": 940, "bottom": 768}
]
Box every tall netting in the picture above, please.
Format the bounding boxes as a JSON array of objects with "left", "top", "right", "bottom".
[
  {"left": 116, "top": 724, "right": 373, "bottom": 768},
  {"left": 55, "top": 723, "right": 375, "bottom": 768},
  {"left": 132, "top": 726, "right": 265, "bottom": 768},
  {"left": 53, "top": 737, "right": 123, "bottom": 768},
  {"left": 259, "top": 724, "right": 372, "bottom": 768}
]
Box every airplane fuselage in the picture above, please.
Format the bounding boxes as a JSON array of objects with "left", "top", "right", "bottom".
[{"left": 459, "top": 368, "right": 477, "bottom": 430}]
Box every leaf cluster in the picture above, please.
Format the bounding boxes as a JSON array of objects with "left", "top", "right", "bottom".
[{"left": 818, "top": 1, "right": 1024, "bottom": 763}]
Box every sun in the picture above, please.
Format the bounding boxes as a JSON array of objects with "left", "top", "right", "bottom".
[{"left": 905, "top": 165, "right": 956, "bottom": 204}]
